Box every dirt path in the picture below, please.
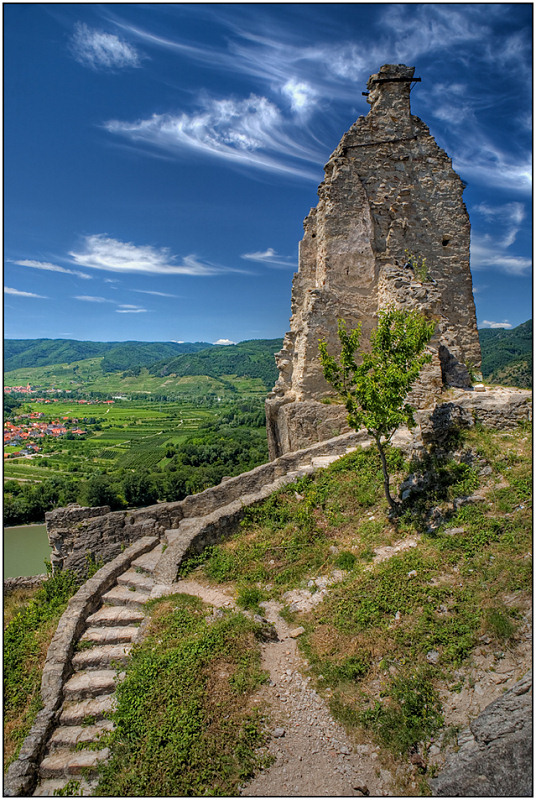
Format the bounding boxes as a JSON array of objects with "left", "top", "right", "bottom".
[{"left": 171, "top": 580, "right": 390, "bottom": 797}]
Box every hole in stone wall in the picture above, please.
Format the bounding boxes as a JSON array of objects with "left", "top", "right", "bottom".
[{"left": 442, "top": 238, "right": 450, "bottom": 246}]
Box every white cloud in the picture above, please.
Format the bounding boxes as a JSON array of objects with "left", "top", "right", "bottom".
[
  {"left": 481, "top": 320, "right": 513, "bottom": 329},
  {"left": 241, "top": 247, "right": 297, "bottom": 269},
  {"left": 74, "top": 295, "right": 114, "bottom": 303},
  {"left": 5, "top": 287, "right": 47, "bottom": 298},
  {"left": 116, "top": 308, "right": 147, "bottom": 314},
  {"left": 281, "top": 80, "right": 317, "bottom": 113},
  {"left": 105, "top": 94, "right": 323, "bottom": 179},
  {"left": 454, "top": 145, "right": 532, "bottom": 195},
  {"left": 13, "top": 259, "right": 91, "bottom": 279},
  {"left": 133, "top": 289, "right": 178, "bottom": 297},
  {"left": 69, "top": 235, "right": 237, "bottom": 276},
  {"left": 104, "top": 6, "right": 530, "bottom": 190},
  {"left": 471, "top": 239, "right": 531, "bottom": 277},
  {"left": 70, "top": 22, "right": 142, "bottom": 70},
  {"left": 214, "top": 338, "right": 235, "bottom": 346}
]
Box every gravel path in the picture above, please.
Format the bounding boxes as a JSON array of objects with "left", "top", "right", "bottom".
[
  {"left": 241, "top": 600, "right": 389, "bottom": 797},
  {"left": 172, "top": 580, "right": 390, "bottom": 796}
]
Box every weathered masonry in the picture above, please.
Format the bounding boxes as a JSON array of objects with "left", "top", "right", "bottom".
[{"left": 266, "top": 64, "right": 481, "bottom": 459}]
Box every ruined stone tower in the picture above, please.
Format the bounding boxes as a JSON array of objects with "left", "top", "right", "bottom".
[{"left": 266, "top": 64, "right": 481, "bottom": 459}]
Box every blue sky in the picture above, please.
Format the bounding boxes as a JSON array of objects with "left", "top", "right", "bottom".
[{"left": 4, "top": 3, "right": 532, "bottom": 344}]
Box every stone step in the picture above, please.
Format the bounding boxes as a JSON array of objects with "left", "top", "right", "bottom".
[
  {"left": 297, "top": 464, "right": 315, "bottom": 474},
  {"left": 116, "top": 568, "right": 155, "bottom": 593},
  {"left": 72, "top": 643, "right": 132, "bottom": 671},
  {"left": 132, "top": 545, "right": 164, "bottom": 574},
  {"left": 59, "top": 694, "right": 116, "bottom": 725},
  {"left": 101, "top": 585, "right": 151, "bottom": 607},
  {"left": 33, "top": 777, "right": 98, "bottom": 796},
  {"left": 310, "top": 455, "right": 341, "bottom": 468},
  {"left": 63, "top": 670, "right": 121, "bottom": 700},
  {"left": 81, "top": 625, "right": 140, "bottom": 645},
  {"left": 164, "top": 518, "right": 201, "bottom": 545},
  {"left": 48, "top": 720, "right": 114, "bottom": 750},
  {"left": 86, "top": 605, "right": 144, "bottom": 627},
  {"left": 39, "top": 748, "right": 110, "bottom": 778}
]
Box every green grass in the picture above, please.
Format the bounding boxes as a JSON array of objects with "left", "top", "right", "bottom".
[
  {"left": 4, "top": 568, "right": 79, "bottom": 768},
  {"left": 95, "top": 593, "right": 271, "bottom": 796},
  {"left": 194, "top": 423, "right": 531, "bottom": 783}
]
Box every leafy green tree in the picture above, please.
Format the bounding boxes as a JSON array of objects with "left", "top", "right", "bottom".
[
  {"left": 79, "top": 475, "right": 123, "bottom": 510},
  {"left": 122, "top": 470, "right": 158, "bottom": 507},
  {"left": 319, "top": 307, "right": 435, "bottom": 513}
]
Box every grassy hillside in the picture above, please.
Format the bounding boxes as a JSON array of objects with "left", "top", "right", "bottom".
[
  {"left": 479, "top": 319, "right": 532, "bottom": 388},
  {"left": 175, "top": 422, "right": 530, "bottom": 794}
]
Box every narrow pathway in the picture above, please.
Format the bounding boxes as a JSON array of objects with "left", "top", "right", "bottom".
[
  {"left": 241, "top": 601, "right": 389, "bottom": 797},
  {"left": 164, "top": 580, "right": 391, "bottom": 797}
]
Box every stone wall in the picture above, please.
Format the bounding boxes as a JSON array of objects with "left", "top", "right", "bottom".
[
  {"left": 45, "top": 430, "right": 375, "bottom": 577},
  {"left": 46, "top": 386, "right": 531, "bottom": 580},
  {"left": 266, "top": 63, "right": 481, "bottom": 459}
]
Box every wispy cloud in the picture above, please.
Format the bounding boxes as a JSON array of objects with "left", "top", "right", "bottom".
[
  {"left": 74, "top": 295, "right": 115, "bottom": 303},
  {"left": 454, "top": 144, "right": 532, "bottom": 195},
  {"left": 471, "top": 241, "right": 531, "bottom": 277},
  {"left": 132, "top": 289, "right": 179, "bottom": 297},
  {"left": 241, "top": 247, "right": 297, "bottom": 269},
  {"left": 481, "top": 320, "right": 512, "bottom": 329},
  {"left": 69, "top": 234, "right": 240, "bottom": 276},
  {"left": 70, "top": 22, "right": 142, "bottom": 71},
  {"left": 73, "top": 296, "right": 148, "bottom": 313},
  {"left": 471, "top": 203, "right": 531, "bottom": 276},
  {"left": 13, "top": 259, "right": 91, "bottom": 279},
  {"left": 473, "top": 203, "right": 525, "bottom": 248},
  {"left": 5, "top": 287, "right": 47, "bottom": 298},
  {"left": 105, "top": 95, "right": 323, "bottom": 179},
  {"left": 104, "top": 5, "right": 529, "bottom": 190}
]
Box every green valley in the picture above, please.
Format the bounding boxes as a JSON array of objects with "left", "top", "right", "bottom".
[{"left": 4, "top": 339, "right": 283, "bottom": 527}]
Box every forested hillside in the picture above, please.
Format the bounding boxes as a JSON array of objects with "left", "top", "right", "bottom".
[
  {"left": 4, "top": 339, "right": 212, "bottom": 373},
  {"left": 150, "top": 339, "right": 283, "bottom": 390},
  {"left": 479, "top": 319, "right": 532, "bottom": 388}
]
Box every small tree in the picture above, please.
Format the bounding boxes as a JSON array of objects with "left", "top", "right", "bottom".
[{"left": 319, "top": 307, "right": 436, "bottom": 513}]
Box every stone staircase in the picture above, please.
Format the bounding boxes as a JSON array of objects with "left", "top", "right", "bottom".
[
  {"left": 8, "top": 442, "right": 368, "bottom": 797},
  {"left": 33, "top": 545, "right": 165, "bottom": 796}
]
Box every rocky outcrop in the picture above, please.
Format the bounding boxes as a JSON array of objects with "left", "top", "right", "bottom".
[
  {"left": 432, "top": 670, "right": 532, "bottom": 797},
  {"left": 266, "top": 63, "right": 481, "bottom": 458},
  {"left": 418, "top": 385, "right": 532, "bottom": 447}
]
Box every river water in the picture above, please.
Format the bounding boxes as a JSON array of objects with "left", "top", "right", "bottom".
[{"left": 4, "top": 524, "right": 51, "bottom": 578}]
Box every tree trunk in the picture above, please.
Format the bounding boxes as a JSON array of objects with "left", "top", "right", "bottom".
[{"left": 375, "top": 436, "right": 398, "bottom": 512}]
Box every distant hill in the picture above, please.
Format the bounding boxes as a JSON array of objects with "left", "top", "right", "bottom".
[
  {"left": 100, "top": 341, "right": 212, "bottom": 373},
  {"left": 3, "top": 339, "right": 212, "bottom": 373},
  {"left": 479, "top": 319, "right": 532, "bottom": 389},
  {"left": 150, "top": 339, "right": 283, "bottom": 390}
]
